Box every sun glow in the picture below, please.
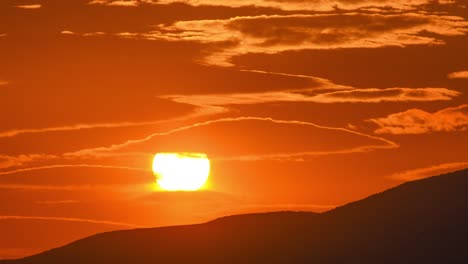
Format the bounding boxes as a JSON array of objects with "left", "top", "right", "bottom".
[{"left": 152, "top": 153, "right": 210, "bottom": 191}]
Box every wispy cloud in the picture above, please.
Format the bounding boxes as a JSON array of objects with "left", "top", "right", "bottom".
[
  {"left": 0, "top": 164, "right": 149, "bottom": 176},
  {"left": 89, "top": 0, "right": 443, "bottom": 11},
  {"left": 0, "top": 154, "right": 57, "bottom": 169},
  {"left": 447, "top": 70, "right": 468, "bottom": 79},
  {"left": 0, "top": 102, "right": 225, "bottom": 139},
  {"left": 369, "top": 104, "right": 468, "bottom": 134},
  {"left": 65, "top": 116, "right": 398, "bottom": 160},
  {"left": 134, "top": 13, "right": 468, "bottom": 66},
  {"left": 0, "top": 215, "right": 142, "bottom": 228},
  {"left": 163, "top": 87, "right": 460, "bottom": 106},
  {"left": 0, "top": 121, "right": 162, "bottom": 139},
  {"left": 15, "top": 4, "right": 42, "bottom": 9},
  {"left": 388, "top": 161, "right": 468, "bottom": 181},
  {"left": 60, "top": 30, "right": 76, "bottom": 35},
  {"left": 0, "top": 184, "right": 129, "bottom": 191},
  {"left": 211, "top": 145, "right": 397, "bottom": 162},
  {"left": 88, "top": 0, "right": 145, "bottom": 6}
]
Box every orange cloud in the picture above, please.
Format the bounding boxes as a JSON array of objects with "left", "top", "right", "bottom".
[
  {"left": 447, "top": 70, "right": 468, "bottom": 79},
  {"left": 388, "top": 161, "right": 468, "bottom": 181},
  {"left": 0, "top": 164, "right": 149, "bottom": 176},
  {"left": 0, "top": 101, "right": 225, "bottom": 139},
  {"left": 0, "top": 183, "right": 126, "bottom": 191},
  {"left": 138, "top": 13, "right": 468, "bottom": 66},
  {"left": 60, "top": 30, "right": 76, "bottom": 35},
  {"left": 65, "top": 117, "right": 398, "bottom": 161},
  {"left": 15, "top": 4, "right": 42, "bottom": 9},
  {"left": 89, "top": 0, "right": 439, "bottom": 11},
  {"left": 163, "top": 87, "right": 460, "bottom": 106},
  {"left": 0, "top": 154, "right": 57, "bottom": 169},
  {"left": 369, "top": 104, "right": 468, "bottom": 134},
  {"left": 0, "top": 215, "right": 142, "bottom": 228}
]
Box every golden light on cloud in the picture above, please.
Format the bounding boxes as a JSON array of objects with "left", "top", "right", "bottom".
[{"left": 152, "top": 153, "right": 210, "bottom": 191}]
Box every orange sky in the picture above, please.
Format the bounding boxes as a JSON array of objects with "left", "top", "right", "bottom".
[{"left": 1, "top": 0, "right": 468, "bottom": 259}]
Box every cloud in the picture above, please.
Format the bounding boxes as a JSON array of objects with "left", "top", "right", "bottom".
[
  {"left": 163, "top": 87, "right": 460, "bottom": 106},
  {"left": 65, "top": 117, "right": 398, "bottom": 161},
  {"left": 0, "top": 80, "right": 8, "bottom": 86},
  {"left": 0, "top": 101, "right": 225, "bottom": 139},
  {"left": 447, "top": 70, "right": 468, "bottom": 79},
  {"left": 0, "top": 164, "right": 149, "bottom": 176},
  {"left": 138, "top": 13, "right": 468, "bottom": 66},
  {"left": 89, "top": 0, "right": 441, "bottom": 11},
  {"left": 15, "top": 4, "right": 42, "bottom": 9},
  {"left": 0, "top": 184, "right": 123, "bottom": 191},
  {"left": 388, "top": 161, "right": 468, "bottom": 181},
  {"left": 0, "top": 154, "right": 57, "bottom": 169},
  {"left": 0, "top": 120, "right": 164, "bottom": 139},
  {"left": 106, "top": 0, "right": 140, "bottom": 6},
  {"left": 369, "top": 104, "right": 468, "bottom": 134},
  {"left": 0, "top": 215, "right": 142, "bottom": 228},
  {"left": 88, "top": 0, "right": 149, "bottom": 6},
  {"left": 60, "top": 30, "right": 76, "bottom": 35}
]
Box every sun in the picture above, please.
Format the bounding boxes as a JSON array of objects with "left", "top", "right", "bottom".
[{"left": 152, "top": 153, "right": 211, "bottom": 191}]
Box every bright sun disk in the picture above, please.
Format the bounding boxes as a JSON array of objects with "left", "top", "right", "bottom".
[{"left": 152, "top": 153, "right": 210, "bottom": 191}]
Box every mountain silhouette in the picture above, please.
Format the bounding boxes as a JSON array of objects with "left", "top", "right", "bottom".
[{"left": 2, "top": 169, "right": 467, "bottom": 263}]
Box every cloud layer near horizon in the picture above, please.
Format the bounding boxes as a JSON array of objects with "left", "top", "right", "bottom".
[{"left": 88, "top": 0, "right": 453, "bottom": 11}]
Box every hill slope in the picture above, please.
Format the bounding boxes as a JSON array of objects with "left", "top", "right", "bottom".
[{"left": 3, "top": 169, "right": 468, "bottom": 263}]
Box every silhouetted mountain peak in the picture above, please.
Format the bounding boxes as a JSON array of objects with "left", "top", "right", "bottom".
[{"left": 2, "top": 169, "right": 467, "bottom": 263}]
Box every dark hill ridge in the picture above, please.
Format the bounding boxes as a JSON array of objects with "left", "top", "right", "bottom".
[{"left": 2, "top": 169, "right": 467, "bottom": 263}]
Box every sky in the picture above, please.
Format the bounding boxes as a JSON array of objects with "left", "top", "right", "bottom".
[{"left": 1, "top": 0, "right": 468, "bottom": 259}]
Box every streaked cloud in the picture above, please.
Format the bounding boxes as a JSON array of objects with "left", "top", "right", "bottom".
[
  {"left": 65, "top": 116, "right": 398, "bottom": 161},
  {"left": 89, "top": 0, "right": 443, "bottom": 11},
  {"left": 106, "top": 0, "right": 139, "bottom": 6},
  {"left": 88, "top": 0, "right": 147, "bottom": 6},
  {"left": 0, "top": 120, "right": 163, "bottom": 139},
  {"left": 0, "top": 102, "right": 225, "bottom": 139},
  {"left": 15, "top": 4, "right": 42, "bottom": 9},
  {"left": 0, "top": 154, "right": 57, "bottom": 169},
  {"left": 389, "top": 161, "right": 468, "bottom": 181},
  {"left": 60, "top": 30, "right": 76, "bottom": 35},
  {"left": 0, "top": 164, "right": 149, "bottom": 176},
  {"left": 0, "top": 215, "right": 142, "bottom": 228},
  {"left": 138, "top": 13, "right": 468, "bottom": 66},
  {"left": 163, "top": 87, "right": 460, "bottom": 106},
  {"left": 0, "top": 183, "right": 127, "bottom": 191},
  {"left": 447, "top": 70, "right": 468, "bottom": 79},
  {"left": 369, "top": 104, "right": 468, "bottom": 134}
]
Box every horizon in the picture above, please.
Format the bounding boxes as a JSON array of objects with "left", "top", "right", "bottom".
[{"left": 1, "top": 0, "right": 467, "bottom": 259}]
